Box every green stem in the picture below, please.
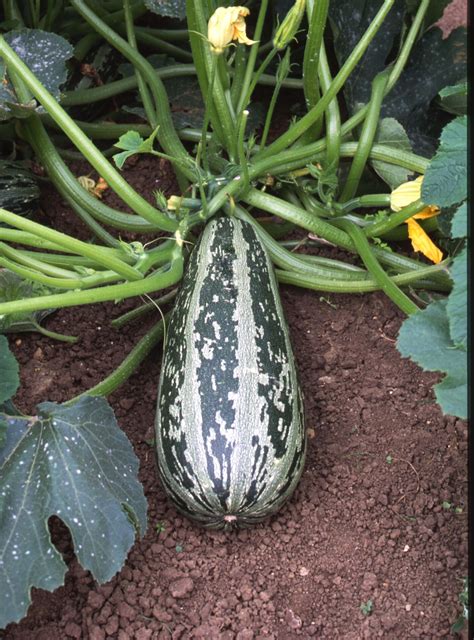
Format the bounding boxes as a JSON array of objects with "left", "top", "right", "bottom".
[
  {"left": 339, "top": 71, "right": 389, "bottom": 202},
  {"left": 123, "top": 0, "right": 157, "bottom": 128},
  {"left": 61, "top": 65, "right": 196, "bottom": 106},
  {"left": 185, "top": 0, "right": 236, "bottom": 157},
  {"left": 236, "top": 0, "right": 269, "bottom": 114},
  {"left": 0, "top": 242, "right": 80, "bottom": 278},
  {"left": 237, "top": 110, "right": 250, "bottom": 191},
  {"left": 233, "top": 205, "right": 369, "bottom": 281},
  {"left": 0, "top": 254, "right": 119, "bottom": 290},
  {"left": 364, "top": 199, "right": 429, "bottom": 238},
  {"left": 60, "top": 67, "right": 302, "bottom": 107},
  {"left": 230, "top": 46, "right": 248, "bottom": 109},
  {"left": 301, "top": 0, "right": 329, "bottom": 142},
  {"left": 0, "top": 254, "right": 183, "bottom": 316},
  {"left": 66, "top": 315, "right": 168, "bottom": 403},
  {"left": 0, "top": 209, "right": 143, "bottom": 281},
  {"left": 333, "top": 218, "right": 419, "bottom": 314},
  {"left": 0, "top": 228, "right": 76, "bottom": 252},
  {"left": 69, "top": 0, "right": 196, "bottom": 183},
  {"left": 259, "top": 141, "right": 429, "bottom": 181},
  {"left": 32, "top": 322, "right": 78, "bottom": 344},
  {"left": 240, "top": 189, "right": 450, "bottom": 284},
  {"left": 0, "top": 38, "right": 180, "bottom": 230},
  {"left": 130, "top": 27, "right": 193, "bottom": 62},
  {"left": 22, "top": 117, "right": 160, "bottom": 233},
  {"left": 238, "top": 48, "right": 278, "bottom": 116},
  {"left": 319, "top": 41, "right": 341, "bottom": 173},
  {"left": 111, "top": 289, "right": 177, "bottom": 328},
  {"left": 260, "top": 49, "right": 290, "bottom": 149},
  {"left": 386, "top": 0, "right": 431, "bottom": 92},
  {"left": 277, "top": 263, "right": 450, "bottom": 293},
  {"left": 256, "top": 0, "right": 396, "bottom": 159},
  {"left": 339, "top": 194, "right": 391, "bottom": 212}
]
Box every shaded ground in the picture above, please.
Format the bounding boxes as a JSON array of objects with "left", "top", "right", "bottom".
[{"left": 1, "top": 148, "right": 468, "bottom": 639}]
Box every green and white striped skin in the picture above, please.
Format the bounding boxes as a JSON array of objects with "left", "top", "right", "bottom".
[{"left": 155, "top": 216, "right": 306, "bottom": 529}]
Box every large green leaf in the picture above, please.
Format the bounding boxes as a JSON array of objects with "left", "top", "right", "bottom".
[
  {"left": 397, "top": 300, "right": 467, "bottom": 419},
  {"left": 329, "top": 0, "right": 406, "bottom": 110},
  {"left": 380, "top": 27, "right": 466, "bottom": 156},
  {"left": 329, "top": 1, "right": 466, "bottom": 156},
  {"left": 450, "top": 202, "right": 467, "bottom": 239},
  {"left": 446, "top": 248, "right": 467, "bottom": 350},
  {"left": 0, "top": 335, "right": 20, "bottom": 450},
  {"left": 0, "top": 159, "right": 40, "bottom": 219},
  {"left": 371, "top": 117, "right": 414, "bottom": 188},
  {"left": 144, "top": 0, "right": 186, "bottom": 19},
  {"left": 0, "top": 336, "right": 18, "bottom": 405},
  {"left": 0, "top": 29, "right": 73, "bottom": 121},
  {"left": 421, "top": 116, "right": 467, "bottom": 208},
  {"left": 0, "top": 396, "right": 147, "bottom": 629}
]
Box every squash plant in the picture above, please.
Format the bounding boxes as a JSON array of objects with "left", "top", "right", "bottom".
[{"left": 0, "top": 0, "right": 467, "bottom": 628}]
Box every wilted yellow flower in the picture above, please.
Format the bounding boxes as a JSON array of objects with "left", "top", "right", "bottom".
[
  {"left": 78, "top": 175, "right": 109, "bottom": 199},
  {"left": 207, "top": 6, "right": 257, "bottom": 55},
  {"left": 390, "top": 176, "right": 442, "bottom": 264}
]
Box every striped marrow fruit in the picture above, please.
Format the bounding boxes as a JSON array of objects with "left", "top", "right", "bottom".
[{"left": 155, "top": 216, "right": 306, "bottom": 528}]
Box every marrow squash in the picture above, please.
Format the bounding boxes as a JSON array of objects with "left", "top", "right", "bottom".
[{"left": 155, "top": 216, "right": 306, "bottom": 528}]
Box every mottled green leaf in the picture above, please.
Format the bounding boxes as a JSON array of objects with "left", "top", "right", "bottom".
[
  {"left": 329, "top": 0, "right": 466, "bottom": 156},
  {"left": 0, "top": 402, "right": 28, "bottom": 462},
  {"left": 164, "top": 76, "right": 204, "bottom": 130},
  {"left": 372, "top": 117, "right": 414, "bottom": 188},
  {"left": 0, "top": 396, "right": 147, "bottom": 629},
  {"left": 450, "top": 202, "right": 467, "bottom": 238},
  {"left": 0, "top": 335, "right": 18, "bottom": 405},
  {"left": 0, "top": 29, "right": 73, "bottom": 121},
  {"left": 382, "top": 27, "right": 466, "bottom": 156},
  {"left": 446, "top": 248, "right": 467, "bottom": 350},
  {"left": 397, "top": 299, "right": 467, "bottom": 419},
  {"left": 422, "top": 116, "right": 467, "bottom": 207},
  {"left": 0, "top": 160, "right": 40, "bottom": 219},
  {"left": 329, "top": 0, "right": 405, "bottom": 110},
  {"left": 144, "top": 0, "right": 186, "bottom": 20}
]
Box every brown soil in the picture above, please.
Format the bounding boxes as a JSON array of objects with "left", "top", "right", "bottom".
[
  {"left": 1, "top": 4, "right": 468, "bottom": 636},
  {"left": 1, "top": 149, "right": 468, "bottom": 640}
]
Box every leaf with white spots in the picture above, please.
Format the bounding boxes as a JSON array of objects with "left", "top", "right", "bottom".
[
  {"left": 0, "top": 396, "right": 147, "bottom": 629},
  {"left": 0, "top": 336, "right": 19, "bottom": 406},
  {"left": 0, "top": 29, "right": 73, "bottom": 121},
  {"left": 0, "top": 336, "right": 20, "bottom": 450},
  {"left": 144, "top": 0, "right": 186, "bottom": 20}
]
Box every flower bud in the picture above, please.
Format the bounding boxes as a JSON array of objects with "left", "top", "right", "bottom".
[{"left": 273, "top": 0, "right": 306, "bottom": 51}]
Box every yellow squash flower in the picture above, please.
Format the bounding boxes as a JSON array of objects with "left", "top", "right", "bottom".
[
  {"left": 390, "top": 176, "right": 443, "bottom": 264},
  {"left": 207, "top": 6, "right": 257, "bottom": 55}
]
